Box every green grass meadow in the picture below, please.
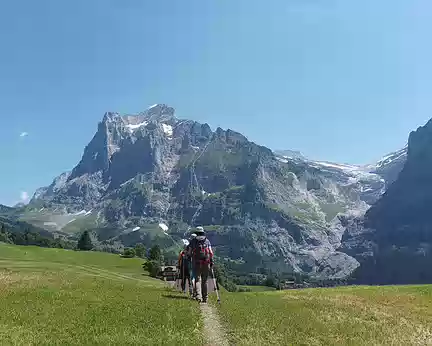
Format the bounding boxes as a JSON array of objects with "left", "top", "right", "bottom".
[
  {"left": 0, "top": 244, "right": 202, "bottom": 345},
  {"left": 215, "top": 285, "right": 432, "bottom": 345},
  {"left": 237, "top": 285, "right": 277, "bottom": 292},
  {"left": 2, "top": 243, "right": 432, "bottom": 345}
]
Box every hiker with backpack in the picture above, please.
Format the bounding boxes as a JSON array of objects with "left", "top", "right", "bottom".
[
  {"left": 188, "top": 226, "right": 214, "bottom": 303},
  {"left": 177, "top": 242, "right": 192, "bottom": 295}
]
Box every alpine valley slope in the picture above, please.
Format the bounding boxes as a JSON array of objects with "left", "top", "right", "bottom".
[{"left": 17, "top": 104, "right": 406, "bottom": 279}]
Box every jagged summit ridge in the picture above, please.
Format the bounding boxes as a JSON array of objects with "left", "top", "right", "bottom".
[
  {"left": 33, "top": 105, "right": 219, "bottom": 210},
  {"left": 68, "top": 104, "right": 184, "bottom": 185},
  {"left": 101, "top": 104, "right": 177, "bottom": 140},
  {"left": 103, "top": 104, "right": 176, "bottom": 122}
]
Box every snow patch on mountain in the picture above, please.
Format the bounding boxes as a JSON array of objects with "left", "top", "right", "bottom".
[
  {"left": 276, "top": 157, "right": 289, "bottom": 164},
  {"left": 274, "top": 146, "right": 407, "bottom": 209},
  {"left": 158, "top": 223, "right": 169, "bottom": 232},
  {"left": 307, "top": 160, "right": 383, "bottom": 183},
  {"left": 162, "top": 123, "right": 173, "bottom": 137},
  {"left": 365, "top": 145, "right": 408, "bottom": 171},
  {"left": 126, "top": 121, "right": 148, "bottom": 132},
  {"left": 73, "top": 210, "right": 92, "bottom": 216},
  {"left": 312, "top": 161, "right": 358, "bottom": 171},
  {"left": 74, "top": 210, "right": 87, "bottom": 216}
]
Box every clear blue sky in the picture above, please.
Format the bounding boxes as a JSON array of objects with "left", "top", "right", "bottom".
[{"left": 1, "top": 0, "right": 431, "bottom": 206}]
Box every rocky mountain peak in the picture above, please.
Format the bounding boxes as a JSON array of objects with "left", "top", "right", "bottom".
[
  {"left": 102, "top": 104, "right": 175, "bottom": 123},
  {"left": 25, "top": 105, "right": 419, "bottom": 281},
  {"left": 69, "top": 105, "right": 179, "bottom": 182},
  {"left": 365, "top": 123, "right": 431, "bottom": 228},
  {"left": 32, "top": 171, "right": 72, "bottom": 202},
  {"left": 407, "top": 119, "right": 432, "bottom": 166},
  {"left": 139, "top": 104, "right": 176, "bottom": 122},
  {"left": 102, "top": 111, "right": 120, "bottom": 123}
]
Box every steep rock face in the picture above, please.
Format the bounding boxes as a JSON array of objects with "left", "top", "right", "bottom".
[
  {"left": 341, "top": 120, "right": 432, "bottom": 284},
  {"left": 29, "top": 104, "right": 412, "bottom": 279},
  {"left": 27, "top": 104, "right": 370, "bottom": 278},
  {"left": 366, "top": 121, "right": 432, "bottom": 242},
  {"left": 32, "top": 172, "right": 71, "bottom": 201}
]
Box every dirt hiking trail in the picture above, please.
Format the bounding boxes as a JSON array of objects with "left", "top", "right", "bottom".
[{"left": 200, "top": 303, "right": 230, "bottom": 346}]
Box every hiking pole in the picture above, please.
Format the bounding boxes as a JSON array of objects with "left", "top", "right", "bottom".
[
  {"left": 182, "top": 254, "right": 186, "bottom": 294},
  {"left": 192, "top": 265, "right": 197, "bottom": 300},
  {"left": 211, "top": 266, "right": 221, "bottom": 304}
]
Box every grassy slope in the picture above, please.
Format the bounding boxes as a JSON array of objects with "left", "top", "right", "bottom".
[
  {"left": 237, "top": 285, "right": 276, "bottom": 292},
  {"left": 0, "top": 244, "right": 202, "bottom": 345},
  {"left": 215, "top": 285, "right": 432, "bottom": 345},
  {"left": 4, "top": 243, "right": 432, "bottom": 345}
]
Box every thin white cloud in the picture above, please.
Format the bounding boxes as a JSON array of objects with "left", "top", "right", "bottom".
[
  {"left": 19, "top": 132, "right": 28, "bottom": 138},
  {"left": 20, "top": 191, "right": 29, "bottom": 203}
]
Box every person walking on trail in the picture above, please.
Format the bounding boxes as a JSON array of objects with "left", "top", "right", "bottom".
[
  {"left": 178, "top": 243, "right": 192, "bottom": 295},
  {"left": 188, "top": 233, "right": 198, "bottom": 298},
  {"left": 188, "top": 233, "right": 198, "bottom": 299},
  {"left": 188, "top": 227, "right": 214, "bottom": 304}
]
